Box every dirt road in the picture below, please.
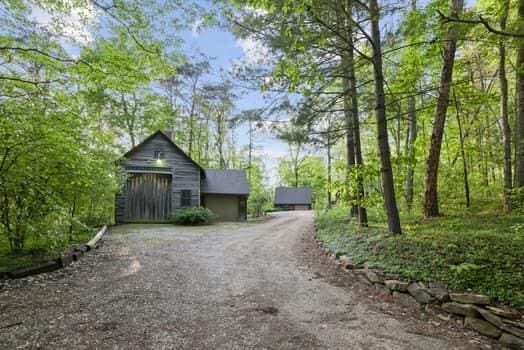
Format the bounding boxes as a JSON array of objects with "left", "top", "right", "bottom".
[{"left": 0, "top": 212, "right": 492, "bottom": 349}]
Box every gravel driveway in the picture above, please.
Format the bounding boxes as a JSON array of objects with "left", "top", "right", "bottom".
[{"left": 0, "top": 211, "right": 493, "bottom": 349}]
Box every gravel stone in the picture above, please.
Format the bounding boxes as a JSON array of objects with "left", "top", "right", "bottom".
[{"left": 0, "top": 212, "right": 495, "bottom": 349}]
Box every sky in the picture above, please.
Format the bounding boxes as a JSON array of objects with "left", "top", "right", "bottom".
[
  {"left": 178, "top": 24, "right": 289, "bottom": 185},
  {"left": 29, "top": 1, "right": 290, "bottom": 186}
]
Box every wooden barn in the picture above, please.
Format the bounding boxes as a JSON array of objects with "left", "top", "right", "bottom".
[
  {"left": 115, "top": 131, "right": 249, "bottom": 223},
  {"left": 274, "top": 187, "right": 312, "bottom": 211}
]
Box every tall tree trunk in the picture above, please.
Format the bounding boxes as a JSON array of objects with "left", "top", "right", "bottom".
[
  {"left": 342, "top": 0, "right": 367, "bottom": 225},
  {"left": 423, "top": 0, "right": 463, "bottom": 217},
  {"left": 342, "top": 74, "right": 357, "bottom": 215},
  {"left": 404, "top": 0, "right": 418, "bottom": 213},
  {"left": 369, "top": 0, "right": 401, "bottom": 234},
  {"left": 515, "top": 0, "right": 524, "bottom": 187}
]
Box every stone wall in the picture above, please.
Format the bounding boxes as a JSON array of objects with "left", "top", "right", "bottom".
[{"left": 316, "top": 239, "right": 524, "bottom": 349}]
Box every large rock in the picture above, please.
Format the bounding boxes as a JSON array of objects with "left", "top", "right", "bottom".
[
  {"left": 393, "top": 291, "right": 419, "bottom": 308},
  {"left": 363, "top": 269, "right": 384, "bottom": 284},
  {"left": 407, "top": 282, "right": 432, "bottom": 304},
  {"left": 499, "top": 333, "right": 524, "bottom": 350},
  {"left": 58, "top": 253, "right": 73, "bottom": 267},
  {"left": 485, "top": 306, "right": 520, "bottom": 320},
  {"left": 449, "top": 293, "right": 490, "bottom": 305},
  {"left": 464, "top": 317, "right": 501, "bottom": 338},
  {"left": 338, "top": 255, "right": 354, "bottom": 270},
  {"left": 383, "top": 273, "right": 401, "bottom": 280},
  {"left": 503, "top": 325, "right": 524, "bottom": 340},
  {"left": 429, "top": 281, "right": 447, "bottom": 289},
  {"left": 385, "top": 280, "right": 409, "bottom": 292},
  {"left": 441, "top": 302, "right": 480, "bottom": 318},
  {"left": 476, "top": 307, "right": 505, "bottom": 329},
  {"left": 355, "top": 271, "right": 373, "bottom": 285},
  {"left": 504, "top": 319, "right": 524, "bottom": 330},
  {"left": 427, "top": 287, "right": 449, "bottom": 302}
]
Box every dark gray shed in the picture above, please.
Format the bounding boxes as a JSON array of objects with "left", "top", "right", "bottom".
[{"left": 274, "top": 187, "right": 312, "bottom": 211}]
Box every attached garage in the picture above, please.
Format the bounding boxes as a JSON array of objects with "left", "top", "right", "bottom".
[
  {"left": 201, "top": 169, "right": 249, "bottom": 221},
  {"left": 202, "top": 194, "right": 246, "bottom": 221}
]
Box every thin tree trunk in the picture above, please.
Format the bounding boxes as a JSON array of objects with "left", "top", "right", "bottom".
[
  {"left": 404, "top": 95, "right": 417, "bottom": 213},
  {"left": 404, "top": 0, "right": 418, "bottom": 213},
  {"left": 248, "top": 120, "right": 253, "bottom": 184},
  {"left": 515, "top": 0, "right": 524, "bottom": 187},
  {"left": 188, "top": 99, "right": 196, "bottom": 157},
  {"left": 423, "top": 0, "right": 463, "bottom": 217},
  {"left": 453, "top": 89, "right": 470, "bottom": 208},
  {"left": 370, "top": 0, "right": 401, "bottom": 234},
  {"left": 69, "top": 198, "right": 76, "bottom": 243},
  {"left": 327, "top": 133, "right": 332, "bottom": 209},
  {"left": 499, "top": 0, "right": 513, "bottom": 211}
]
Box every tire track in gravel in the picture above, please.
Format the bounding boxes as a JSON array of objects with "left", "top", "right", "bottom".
[{"left": 0, "top": 212, "right": 495, "bottom": 349}]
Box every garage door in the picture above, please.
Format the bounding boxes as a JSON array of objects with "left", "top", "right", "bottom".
[
  {"left": 204, "top": 195, "right": 239, "bottom": 221},
  {"left": 125, "top": 173, "right": 172, "bottom": 222},
  {"left": 294, "top": 205, "right": 310, "bottom": 211}
]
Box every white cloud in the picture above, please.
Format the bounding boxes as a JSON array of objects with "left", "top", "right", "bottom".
[
  {"left": 30, "top": 2, "right": 97, "bottom": 46},
  {"left": 236, "top": 36, "right": 271, "bottom": 65},
  {"left": 191, "top": 18, "right": 204, "bottom": 37}
]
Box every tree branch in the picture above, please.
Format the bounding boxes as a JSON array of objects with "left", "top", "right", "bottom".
[{"left": 437, "top": 10, "right": 524, "bottom": 38}]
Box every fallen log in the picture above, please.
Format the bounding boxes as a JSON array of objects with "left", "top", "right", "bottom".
[{"left": 86, "top": 225, "right": 108, "bottom": 250}]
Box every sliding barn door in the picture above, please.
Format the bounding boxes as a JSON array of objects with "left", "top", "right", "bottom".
[{"left": 125, "top": 173, "right": 172, "bottom": 222}]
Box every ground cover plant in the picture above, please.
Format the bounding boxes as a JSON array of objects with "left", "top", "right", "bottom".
[
  {"left": 315, "top": 206, "right": 524, "bottom": 307},
  {"left": 0, "top": 228, "right": 94, "bottom": 272}
]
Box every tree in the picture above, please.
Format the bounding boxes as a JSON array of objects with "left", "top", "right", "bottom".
[
  {"left": 368, "top": 0, "right": 402, "bottom": 233},
  {"left": 499, "top": 0, "right": 512, "bottom": 211},
  {"left": 341, "top": 0, "right": 368, "bottom": 225},
  {"left": 423, "top": 0, "right": 464, "bottom": 218},
  {"left": 515, "top": 0, "right": 524, "bottom": 188}
]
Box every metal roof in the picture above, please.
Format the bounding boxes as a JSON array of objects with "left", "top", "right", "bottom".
[
  {"left": 201, "top": 169, "right": 250, "bottom": 195},
  {"left": 274, "top": 187, "right": 312, "bottom": 205}
]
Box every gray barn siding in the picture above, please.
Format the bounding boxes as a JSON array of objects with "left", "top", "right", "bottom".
[
  {"left": 115, "top": 191, "right": 126, "bottom": 223},
  {"left": 115, "top": 134, "right": 201, "bottom": 223}
]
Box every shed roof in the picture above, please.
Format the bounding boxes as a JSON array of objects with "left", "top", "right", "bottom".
[
  {"left": 274, "top": 187, "right": 312, "bottom": 205},
  {"left": 201, "top": 169, "right": 250, "bottom": 196}
]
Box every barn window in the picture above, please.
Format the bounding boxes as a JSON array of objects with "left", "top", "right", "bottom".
[
  {"left": 154, "top": 150, "right": 165, "bottom": 160},
  {"left": 181, "top": 190, "right": 191, "bottom": 207}
]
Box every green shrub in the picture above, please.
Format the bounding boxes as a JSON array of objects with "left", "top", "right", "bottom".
[
  {"left": 169, "top": 207, "right": 215, "bottom": 225},
  {"left": 265, "top": 207, "right": 283, "bottom": 213}
]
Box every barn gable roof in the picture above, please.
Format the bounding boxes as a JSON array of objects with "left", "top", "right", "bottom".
[
  {"left": 122, "top": 130, "right": 205, "bottom": 176},
  {"left": 201, "top": 169, "right": 250, "bottom": 196},
  {"left": 274, "top": 187, "right": 312, "bottom": 205}
]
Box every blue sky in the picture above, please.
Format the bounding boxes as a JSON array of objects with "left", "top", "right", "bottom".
[
  {"left": 179, "top": 25, "right": 289, "bottom": 184},
  {"left": 29, "top": 1, "right": 289, "bottom": 185}
]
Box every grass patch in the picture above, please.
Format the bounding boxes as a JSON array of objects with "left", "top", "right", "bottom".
[
  {"left": 0, "top": 229, "right": 94, "bottom": 272},
  {"left": 315, "top": 207, "right": 524, "bottom": 307}
]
